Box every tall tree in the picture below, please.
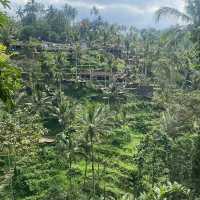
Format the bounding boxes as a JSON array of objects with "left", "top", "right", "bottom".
[
  {"left": 22, "top": 0, "right": 44, "bottom": 25},
  {"left": 0, "top": 1, "right": 21, "bottom": 108},
  {"left": 155, "top": 0, "right": 200, "bottom": 65},
  {"left": 79, "top": 103, "right": 112, "bottom": 198},
  {"left": 63, "top": 3, "right": 77, "bottom": 23}
]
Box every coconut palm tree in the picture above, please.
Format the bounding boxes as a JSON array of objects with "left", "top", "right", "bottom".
[
  {"left": 155, "top": 7, "right": 190, "bottom": 24},
  {"left": 16, "top": 7, "right": 24, "bottom": 20},
  {"left": 50, "top": 94, "right": 77, "bottom": 191},
  {"left": 79, "top": 103, "right": 112, "bottom": 198},
  {"left": 90, "top": 6, "right": 99, "bottom": 18},
  {"left": 63, "top": 3, "right": 77, "bottom": 24},
  {"left": 155, "top": 0, "right": 200, "bottom": 63},
  {"left": 0, "top": 0, "right": 10, "bottom": 8}
]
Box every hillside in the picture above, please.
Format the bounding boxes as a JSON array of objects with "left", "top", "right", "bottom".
[{"left": 1, "top": 0, "right": 200, "bottom": 200}]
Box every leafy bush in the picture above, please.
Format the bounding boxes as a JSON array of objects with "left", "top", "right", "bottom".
[
  {"left": 139, "top": 182, "right": 191, "bottom": 200},
  {"left": 110, "top": 126, "right": 131, "bottom": 147}
]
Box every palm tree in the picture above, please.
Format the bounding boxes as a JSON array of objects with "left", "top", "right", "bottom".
[
  {"left": 51, "top": 94, "right": 77, "bottom": 190},
  {"left": 79, "top": 103, "right": 112, "bottom": 197},
  {"left": 64, "top": 3, "right": 77, "bottom": 22},
  {"left": 16, "top": 7, "right": 24, "bottom": 20},
  {"left": 155, "top": 7, "right": 191, "bottom": 23},
  {"left": 90, "top": 6, "right": 99, "bottom": 18},
  {"left": 0, "top": 0, "right": 10, "bottom": 8},
  {"left": 155, "top": 0, "right": 200, "bottom": 63}
]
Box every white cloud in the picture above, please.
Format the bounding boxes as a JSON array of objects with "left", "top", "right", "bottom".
[
  {"left": 102, "top": 4, "right": 159, "bottom": 14},
  {"left": 65, "top": 0, "right": 105, "bottom": 10},
  {"left": 8, "top": 0, "right": 187, "bottom": 28}
]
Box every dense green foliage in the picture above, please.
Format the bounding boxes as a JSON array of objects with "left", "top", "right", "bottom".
[{"left": 1, "top": 0, "right": 200, "bottom": 199}]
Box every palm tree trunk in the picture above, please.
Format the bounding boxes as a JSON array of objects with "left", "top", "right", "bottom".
[
  {"left": 152, "top": 152, "right": 156, "bottom": 188},
  {"left": 84, "top": 157, "right": 88, "bottom": 185},
  {"left": 197, "top": 33, "right": 200, "bottom": 65},
  {"left": 103, "top": 163, "right": 106, "bottom": 200},
  {"left": 90, "top": 135, "right": 95, "bottom": 197},
  {"left": 103, "top": 185, "right": 106, "bottom": 200},
  {"left": 8, "top": 146, "right": 15, "bottom": 200},
  {"left": 97, "top": 155, "right": 100, "bottom": 178},
  {"left": 69, "top": 135, "right": 72, "bottom": 190}
]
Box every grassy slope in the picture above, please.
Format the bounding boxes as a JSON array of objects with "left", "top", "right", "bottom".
[
  {"left": 0, "top": 130, "right": 143, "bottom": 200},
  {"left": 1, "top": 76, "right": 158, "bottom": 200},
  {"left": 0, "top": 43, "right": 164, "bottom": 199}
]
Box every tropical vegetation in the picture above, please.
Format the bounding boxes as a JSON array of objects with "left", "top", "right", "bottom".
[{"left": 1, "top": 0, "right": 200, "bottom": 199}]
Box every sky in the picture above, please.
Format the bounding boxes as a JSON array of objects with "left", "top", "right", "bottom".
[{"left": 8, "top": 0, "right": 186, "bottom": 29}]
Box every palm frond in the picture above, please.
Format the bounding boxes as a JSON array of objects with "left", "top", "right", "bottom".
[
  {"left": 155, "top": 7, "right": 191, "bottom": 23},
  {"left": 0, "top": 0, "right": 10, "bottom": 8},
  {"left": 160, "top": 25, "right": 188, "bottom": 47},
  {"left": 0, "top": 12, "right": 8, "bottom": 27}
]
